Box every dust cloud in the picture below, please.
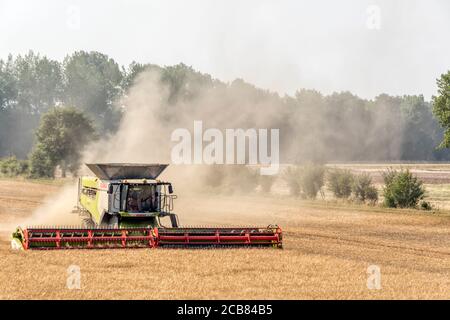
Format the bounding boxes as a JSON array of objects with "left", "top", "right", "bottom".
[
  {"left": 81, "top": 69, "right": 284, "bottom": 191},
  {"left": 21, "top": 68, "right": 287, "bottom": 227},
  {"left": 18, "top": 66, "right": 407, "bottom": 226},
  {"left": 17, "top": 184, "right": 80, "bottom": 228}
]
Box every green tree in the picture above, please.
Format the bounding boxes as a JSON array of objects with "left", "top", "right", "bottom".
[
  {"left": 382, "top": 169, "right": 425, "bottom": 208},
  {"left": 29, "top": 146, "right": 55, "bottom": 178},
  {"left": 323, "top": 92, "right": 368, "bottom": 161},
  {"left": 400, "top": 95, "right": 436, "bottom": 160},
  {"left": 352, "top": 173, "right": 378, "bottom": 204},
  {"left": 299, "top": 164, "right": 325, "bottom": 199},
  {"left": 1, "top": 50, "right": 450, "bottom": 163},
  {"left": 433, "top": 71, "right": 450, "bottom": 148},
  {"left": 63, "top": 51, "right": 123, "bottom": 131},
  {"left": 282, "top": 166, "right": 302, "bottom": 196},
  {"left": 327, "top": 168, "right": 354, "bottom": 198},
  {"left": 290, "top": 89, "right": 327, "bottom": 162},
  {"left": 121, "top": 61, "right": 161, "bottom": 92},
  {"left": 0, "top": 156, "right": 29, "bottom": 177},
  {"left": 0, "top": 56, "right": 18, "bottom": 156},
  {"left": 1, "top": 52, "right": 62, "bottom": 158},
  {"left": 13, "top": 51, "right": 63, "bottom": 113},
  {"left": 0, "top": 54, "right": 17, "bottom": 110},
  {"left": 160, "top": 63, "right": 213, "bottom": 104},
  {"left": 29, "top": 107, "right": 95, "bottom": 178}
]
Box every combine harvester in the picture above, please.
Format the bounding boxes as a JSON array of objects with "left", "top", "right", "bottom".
[{"left": 11, "top": 164, "right": 282, "bottom": 250}]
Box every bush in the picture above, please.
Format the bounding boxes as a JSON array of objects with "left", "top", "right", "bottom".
[
  {"left": 352, "top": 173, "right": 378, "bottom": 204},
  {"left": 282, "top": 166, "right": 302, "bottom": 196},
  {"left": 233, "top": 166, "right": 259, "bottom": 194},
  {"left": 18, "top": 160, "right": 29, "bottom": 174},
  {"left": 327, "top": 169, "right": 354, "bottom": 198},
  {"left": 282, "top": 164, "right": 325, "bottom": 199},
  {"left": 259, "top": 175, "right": 276, "bottom": 193},
  {"left": 0, "top": 156, "right": 29, "bottom": 177},
  {"left": 365, "top": 186, "right": 379, "bottom": 204},
  {"left": 201, "top": 165, "right": 259, "bottom": 194},
  {"left": 29, "top": 145, "right": 55, "bottom": 178},
  {"left": 382, "top": 168, "right": 425, "bottom": 208},
  {"left": 299, "top": 164, "right": 325, "bottom": 199}
]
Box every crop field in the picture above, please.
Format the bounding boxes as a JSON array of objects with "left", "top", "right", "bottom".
[{"left": 1, "top": 164, "right": 450, "bottom": 299}]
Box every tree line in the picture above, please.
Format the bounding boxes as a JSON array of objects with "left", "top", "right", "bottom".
[{"left": 1, "top": 50, "right": 450, "bottom": 175}]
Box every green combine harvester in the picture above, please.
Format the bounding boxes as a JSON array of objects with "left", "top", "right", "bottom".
[{"left": 11, "top": 164, "right": 282, "bottom": 250}]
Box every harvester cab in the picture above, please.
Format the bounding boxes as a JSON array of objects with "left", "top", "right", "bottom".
[
  {"left": 11, "top": 163, "right": 282, "bottom": 250},
  {"left": 77, "top": 164, "right": 179, "bottom": 229}
]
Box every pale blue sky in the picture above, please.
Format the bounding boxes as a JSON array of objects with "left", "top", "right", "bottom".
[{"left": 0, "top": 0, "right": 449, "bottom": 99}]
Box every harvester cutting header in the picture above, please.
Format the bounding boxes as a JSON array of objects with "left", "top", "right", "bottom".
[{"left": 12, "top": 164, "right": 282, "bottom": 250}]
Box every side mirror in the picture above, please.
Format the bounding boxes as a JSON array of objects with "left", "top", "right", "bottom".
[
  {"left": 168, "top": 184, "right": 174, "bottom": 194},
  {"left": 108, "top": 185, "right": 114, "bottom": 194}
]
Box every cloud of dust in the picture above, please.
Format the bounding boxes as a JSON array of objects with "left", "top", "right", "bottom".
[
  {"left": 2, "top": 184, "right": 79, "bottom": 238},
  {"left": 81, "top": 69, "right": 285, "bottom": 192},
  {"left": 24, "top": 69, "right": 280, "bottom": 227},
  {"left": 18, "top": 184, "right": 80, "bottom": 228},
  {"left": 20, "top": 67, "right": 411, "bottom": 227}
]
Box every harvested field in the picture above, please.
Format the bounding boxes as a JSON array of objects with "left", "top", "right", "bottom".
[
  {"left": 0, "top": 175, "right": 449, "bottom": 300},
  {"left": 330, "top": 163, "right": 450, "bottom": 184}
]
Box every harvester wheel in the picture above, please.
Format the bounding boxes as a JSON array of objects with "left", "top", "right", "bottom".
[
  {"left": 110, "top": 215, "right": 119, "bottom": 228},
  {"left": 82, "top": 217, "right": 96, "bottom": 228},
  {"left": 103, "top": 215, "right": 119, "bottom": 228},
  {"left": 11, "top": 238, "right": 24, "bottom": 250}
]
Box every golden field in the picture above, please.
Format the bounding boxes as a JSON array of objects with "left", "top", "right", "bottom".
[{"left": 1, "top": 164, "right": 450, "bottom": 299}]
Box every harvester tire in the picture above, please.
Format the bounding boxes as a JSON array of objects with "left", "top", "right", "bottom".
[
  {"left": 100, "top": 215, "right": 119, "bottom": 228},
  {"left": 82, "top": 217, "right": 96, "bottom": 228},
  {"left": 11, "top": 238, "right": 24, "bottom": 250},
  {"left": 109, "top": 215, "right": 119, "bottom": 228}
]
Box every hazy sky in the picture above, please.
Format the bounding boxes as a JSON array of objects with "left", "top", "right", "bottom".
[{"left": 0, "top": 0, "right": 449, "bottom": 99}]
